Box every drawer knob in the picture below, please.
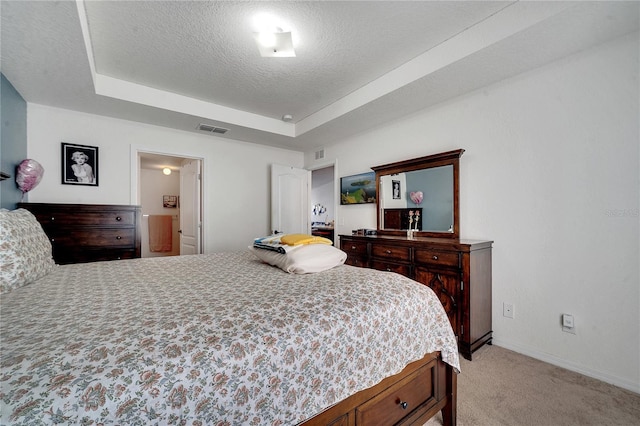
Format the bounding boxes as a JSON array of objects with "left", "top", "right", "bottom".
[
  {"left": 115, "top": 216, "right": 122, "bottom": 221},
  {"left": 386, "top": 267, "right": 391, "bottom": 271},
  {"left": 50, "top": 238, "right": 55, "bottom": 242},
  {"left": 386, "top": 250, "right": 391, "bottom": 254},
  {"left": 399, "top": 401, "right": 408, "bottom": 410},
  {"left": 116, "top": 236, "right": 122, "bottom": 240},
  {"left": 351, "top": 246, "right": 356, "bottom": 250},
  {"left": 50, "top": 217, "right": 55, "bottom": 221},
  {"left": 433, "top": 255, "right": 438, "bottom": 260}
]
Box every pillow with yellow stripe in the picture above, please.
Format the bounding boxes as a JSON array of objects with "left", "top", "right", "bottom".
[{"left": 280, "top": 233, "right": 332, "bottom": 246}]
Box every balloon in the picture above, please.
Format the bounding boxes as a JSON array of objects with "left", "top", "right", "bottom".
[
  {"left": 410, "top": 191, "right": 423, "bottom": 205},
  {"left": 16, "top": 159, "right": 44, "bottom": 193}
]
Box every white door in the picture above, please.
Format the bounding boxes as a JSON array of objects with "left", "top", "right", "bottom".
[
  {"left": 180, "top": 159, "right": 202, "bottom": 255},
  {"left": 271, "top": 164, "right": 310, "bottom": 235}
]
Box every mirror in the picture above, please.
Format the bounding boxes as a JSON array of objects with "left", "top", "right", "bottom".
[{"left": 372, "top": 149, "right": 463, "bottom": 239}]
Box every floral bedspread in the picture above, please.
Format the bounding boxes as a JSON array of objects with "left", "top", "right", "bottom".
[{"left": 1, "top": 251, "right": 459, "bottom": 425}]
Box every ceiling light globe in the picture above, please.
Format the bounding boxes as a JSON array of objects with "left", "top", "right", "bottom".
[
  {"left": 257, "top": 32, "right": 277, "bottom": 48},
  {"left": 162, "top": 167, "right": 172, "bottom": 175}
]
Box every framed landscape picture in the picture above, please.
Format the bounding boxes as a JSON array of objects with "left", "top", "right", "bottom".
[
  {"left": 61, "top": 142, "right": 99, "bottom": 186},
  {"left": 340, "top": 171, "right": 376, "bottom": 205}
]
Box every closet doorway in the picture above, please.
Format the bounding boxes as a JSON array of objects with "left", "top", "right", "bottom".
[{"left": 137, "top": 152, "right": 203, "bottom": 258}]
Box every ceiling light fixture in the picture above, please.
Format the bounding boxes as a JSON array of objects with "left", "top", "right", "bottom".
[
  {"left": 162, "top": 167, "right": 172, "bottom": 175},
  {"left": 254, "top": 27, "right": 295, "bottom": 57}
]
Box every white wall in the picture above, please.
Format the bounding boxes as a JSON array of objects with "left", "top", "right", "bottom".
[
  {"left": 26, "top": 104, "right": 304, "bottom": 252},
  {"left": 305, "top": 33, "right": 639, "bottom": 392}
]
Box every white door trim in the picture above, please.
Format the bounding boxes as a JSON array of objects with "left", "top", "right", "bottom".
[
  {"left": 130, "top": 144, "right": 205, "bottom": 252},
  {"left": 307, "top": 158, "right": 339, "bottom": 231}
]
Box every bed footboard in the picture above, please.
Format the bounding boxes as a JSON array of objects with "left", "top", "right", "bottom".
[{"left": 301, "top": 352, "right": 457, "bottom": 426}]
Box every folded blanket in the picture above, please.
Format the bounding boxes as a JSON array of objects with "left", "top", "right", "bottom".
[
  {"left": 253, "top": 235, "right": 298, "bottom": 254},
  {"left": 280, "top": 233, "right": 332, "bottom": 246},
  {"left": 253, "top": 233, "right": 331, "bottom": 254}
]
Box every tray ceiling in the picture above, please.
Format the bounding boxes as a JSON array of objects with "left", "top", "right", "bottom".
[{"left": 1, "top": 1, "right": 638, "bottom": 151}]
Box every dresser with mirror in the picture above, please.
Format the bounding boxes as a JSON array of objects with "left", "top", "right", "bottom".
[{"left": 339, "top": 149, "right": 493, "bottom": 360}]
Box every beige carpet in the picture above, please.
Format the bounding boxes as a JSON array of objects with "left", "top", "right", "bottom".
[{"left": 425, "top": 345, "right": 640, "bottom": 426}]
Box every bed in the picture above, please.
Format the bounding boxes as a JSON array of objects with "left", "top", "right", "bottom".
[{"left": 0, "top": 209, "right": 459, "bottom": 425}]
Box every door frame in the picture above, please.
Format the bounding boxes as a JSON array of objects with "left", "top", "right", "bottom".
[
  {"left": 130, "top": 144, "right": 205, "bottom": 253},
  {"left": 307, "top": 158, "right": 339, "bottom": 233}
]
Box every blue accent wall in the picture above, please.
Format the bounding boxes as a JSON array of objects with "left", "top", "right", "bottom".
[
  {"left": 405, "top": 165, "right": 454, "bottom": 231},
  {"left": 1, "top": 73, "right": 27, "bottom": 209}
]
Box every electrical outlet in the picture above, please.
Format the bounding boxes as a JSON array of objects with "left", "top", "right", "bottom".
[{"left": 503, "top": 302, "right": 514, "bottom": 319}]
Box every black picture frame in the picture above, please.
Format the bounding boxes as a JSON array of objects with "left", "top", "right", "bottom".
[
  {"left": 61, "top": 143, "right": 99, "bottom": 186},
  {"left": 163, "top": 195, "right": 178, "bottom": 208},
  {"left": 392, "top": 179, "right": 401, "bottom": 199}
]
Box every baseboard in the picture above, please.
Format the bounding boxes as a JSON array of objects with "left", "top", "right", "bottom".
[{"left": 491, "top": 338, "right": 640, "bottom": 394}]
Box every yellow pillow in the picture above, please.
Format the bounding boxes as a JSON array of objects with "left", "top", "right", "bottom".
[{"left": 280, "top": 233, "right": 332, "bottom": 246}]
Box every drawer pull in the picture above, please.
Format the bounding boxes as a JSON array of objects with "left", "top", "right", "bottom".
[
  {"left": 386, "top": 267, "right": 391, "bottom": 271},
  {"left": 115, "top": 216, "right": 122, "bottom": 221},
  {"left": 50, "top": 238, "right": 55, "bottom": 242},
  {"left": 116, "top": 236, "right": 122, "bottom": 240},
  {"left": 51, "top": 217, "right": 55, "bottom": 221},
  {"left": 432, "top": 255, "right": 438, "bottom": 260},
  {"left": 399, "top": 401, "right": 408, "bottom": 410},
  {"left": 386, "top": 250, "right": 392, "bottom": 254},
  {"left": 351, "top": 246, "right": 356, "bottom": 250}
]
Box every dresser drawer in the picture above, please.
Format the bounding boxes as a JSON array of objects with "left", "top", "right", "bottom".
[
  {"left": 341, "top": 239, "right": 368, "bottom": 256},
  {"left": 370, "top": 260, "right": 411, "bottom": 276},
  {"left": 356, "top": 363, "right": 436, "bottom": 425},
  {"left": 49, "top": 228, "right": 135, "bottom": 248},
  {"left": 371, "top": 244, "right": 411, "bottom": 262},
  {"left": 40, "top": 210, "right": 136, "bottom": 226},
  {"left": 54, "top": 249, "right": 137, "bottom": 265},
  {"left": 414, "top": 248, "right": 459, "bottom": 268},
  {"left": 345, "top": 256, "right": 368, "bottom": 268}
]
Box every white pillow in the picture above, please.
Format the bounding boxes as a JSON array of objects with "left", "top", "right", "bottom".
[
  {"left": 0, "top": 208, "right": 56, "bottom": 294},
  {"left": 249, "top": 244, "right": 347, "bottom": 274}
]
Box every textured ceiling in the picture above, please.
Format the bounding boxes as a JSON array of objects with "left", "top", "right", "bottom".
[
  {"left": 1, "top": 1, "right": 638, "bottom": 152},
  {"left": 84, "top": 1, "right": 508, "bottom": 121}
]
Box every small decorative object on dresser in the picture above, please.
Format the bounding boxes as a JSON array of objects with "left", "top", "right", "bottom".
[{"left": 17, "top": 203, "right": 141, "bottom": 264}]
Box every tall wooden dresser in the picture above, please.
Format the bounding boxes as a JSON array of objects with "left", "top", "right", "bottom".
[
  {"left": 340, "top": 234, "right": 492, "bottom": 360},
  {"left": 18, "top": 203, "right": 141, "bottom": 264}
]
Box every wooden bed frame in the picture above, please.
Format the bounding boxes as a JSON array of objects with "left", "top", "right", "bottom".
[{"left": 301, "top": 352, "right": 457, "bottom": 425}]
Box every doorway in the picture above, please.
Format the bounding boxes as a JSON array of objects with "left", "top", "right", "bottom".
[
  {"left": 310, "top": 162, "right": 337, "bottom": 245},
  {"left": 269, "top": 160, "right": 338, "bottom": 244},
  {"left": 137, "top": 152, "right": 203, "bottom": 257}
]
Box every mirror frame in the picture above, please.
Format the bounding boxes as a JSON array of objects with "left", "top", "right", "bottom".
[{"left": 372, "top": 149, "right": 464, "bottom": 239}]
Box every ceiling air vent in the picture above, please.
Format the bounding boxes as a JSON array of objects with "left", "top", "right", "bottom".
[{"left": 197, "top": 123, "right": 229, "bottom": 134}]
